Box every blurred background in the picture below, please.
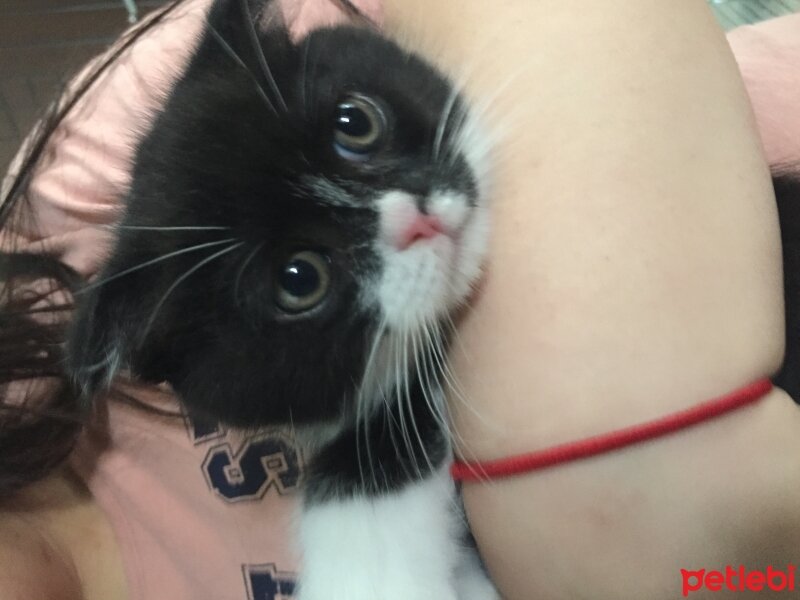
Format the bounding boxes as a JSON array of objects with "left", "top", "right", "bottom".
[
  {"left": 711, "top": 0, "right": 800, "bottom": 28},
  {"left": 1, "top": 0, "right": 799, "bottom": 172}
]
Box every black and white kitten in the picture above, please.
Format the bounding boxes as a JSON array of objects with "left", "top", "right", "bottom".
[{"left": 67, "top": 0, "right": 496, "bottom": 598}]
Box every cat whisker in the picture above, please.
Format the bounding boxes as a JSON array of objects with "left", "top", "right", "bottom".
[
  {"left": 357, "top": 322, "right": 388, "bottom": 411},
  {"left": 420, "top": 323, "right": 475, "bottom": 456},
  {"left": 355, "top": 319, "right": 388, "bottom": 492},
  {"left": 354, "top": 388, "right": 368, "bottom": 492},
  {"left": 443, "top": 311, "right": 471, "bottom": 364},
  {"left": 402, "top": 329, "right": 433, "bottom": 480},
  {"left": 287, "top": 406, "right": 296, "bottom": 443},
  {"left": 75, "top": 345, "right": 122, "bottom": 396},
  {"left": 80, "top": 345, "right": 122, "bottom": 375},
  {"left": 415, "top": 326, "right": 475, "bottom": 521},
  {"left": 304, "top": 40, "right": 323, "bottom": 117},
  {"left": 432, "top": 85, "right": 460, "bottom": 162},
  {"left": 208, "top": 25, "right": 278, "bottom": 116},
  {"left": 294, "top": 176, "right": 362, "bottom": 209},
  {"left": 239, "top": 0, "right": 288, "bottom": 113},
  {"left": 398, "top": 329, "right": 420, "bottom": 478},
  {"left": 444, "top": 63, "right": 532, "bottom": 172},
  {"left": 408, "top": 329, "right": 440, "bottom": 477},
  {"left": 395, "top": 329, "right": 423, "bottom": 480},
  {"left": 424, "top": 322, "right": 495, "bottom": 485},
  {"left": 139, "top": 241, "right": 245, "bottom": 342},
  {"left": 418, "top": 321, "right": 465, "bottom": 450},
  {"left": 393, "top": 330, "right": 416, "bottom": 478},
  {"left": 108, "top": 225, "right": 232, "bottom": 232},
  {"left": 374, "top": 333, "right": 410, "bottom": 490},
  {"left": 300, "top": 40, "right": 312, "bottom": 114},
  {"left": 287, "top": 406, "right": 301, "bottom": 474},
  {"left": 380, "top": 377, "right": 408, "bottom": 487},
  {"left": 435, "top": 15, "right": 525, "bottom": 168},
  {"left": 79, "top": 238, "right": 238, "bottom": 293},
  {"left": 441, "top": 103, "right": 471, "bottom": 167},
  {"left": 429, "top": 321, "right": 497, "bottom": 431},
  {"left": 233, "top": 242, "right": 266, "bottom": 304},
  {"left": 373, "top": 379, "right": 407, "bottom": 493}
]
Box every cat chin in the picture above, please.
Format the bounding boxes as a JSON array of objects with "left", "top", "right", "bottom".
[
  {"left": 296, "top": 471, "right": 461, "bottom": 600},
  {"left": 374, "top": 207, "right": 490, "bottom": 330},
  {"left": 375, "top": 237, "right": 455, "bottom": 328}
]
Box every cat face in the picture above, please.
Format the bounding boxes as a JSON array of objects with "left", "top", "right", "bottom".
[{"left": 68, "top": 1, "right": 490, "bottom": 430}]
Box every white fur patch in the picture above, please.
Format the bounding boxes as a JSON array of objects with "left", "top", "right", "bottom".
[
  {"left": 297, "top": 103, "right": 500, "bottom": 600},
  {"left": 373, "top": 188, "right": 488, "bottom": 330},
  {"left": 454, "top": 546, "right": 501, "bottom": 600},
  {"left": 452, "top": 96, "right": 495, "bottom": 203},
  {"left": 296, "top": 473, "right": 460, "bottom": 600}
]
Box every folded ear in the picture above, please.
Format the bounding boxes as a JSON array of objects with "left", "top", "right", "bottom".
[
  {"left": 66, "top": 268, "right": 177, "bottom": 401},
  {"left": 211, "top": 0, "right": 382, "bottom": 45},
  {"left": 66, "top": 277, "right": 138, "bottom": 400},
  {"left": 274, "top": 0, "right": 384, "bottom": 42},
  {"left": 207, "top": 0, "right": 290, "bottom": 63}
]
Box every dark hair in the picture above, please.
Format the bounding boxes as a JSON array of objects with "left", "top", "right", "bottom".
[{"left": 0, "top": 0, "right": 196, "bottom": 497}]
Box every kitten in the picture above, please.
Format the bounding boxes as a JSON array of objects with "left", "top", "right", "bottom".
[{"left": 67, "top": 0, "right": 496, "bottom": 598}]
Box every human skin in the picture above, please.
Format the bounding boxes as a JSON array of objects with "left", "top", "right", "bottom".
[
  {"left": 1, "top": 1, "right": 796, "bottom": 599},
  {"left": 382, "top": 0, "right": 799, "bottom": 599},
  {"left": 0, "top": 471, "right": 127, "bottom": 600}
]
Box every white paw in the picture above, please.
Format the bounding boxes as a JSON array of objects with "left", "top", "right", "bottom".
[
  {"left": 454, "top": 549, "right": 501, "bottom": 600},
  {"left": 297, "top": 474, "right": 460, "bottom": 600},
  {"left": 296, "top": 572, "right": 458, "bottom": 600}
]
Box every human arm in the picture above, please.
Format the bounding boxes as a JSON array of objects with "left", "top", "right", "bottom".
[
  {"left": 382, "top": 0, "right": 796, "bottom": 598},
  {"left": 1, "top": 3, "right": 792, "bottom": 597}
]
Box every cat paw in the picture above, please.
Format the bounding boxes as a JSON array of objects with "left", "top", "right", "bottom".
[
  {"left": 454, "top": 572, "right": 501, "bottom": 600},
  {"left": 454, "top": 548, "right": 501, "bottom": 600},
  {"left": 298, "top": 475, "right": 461, "bottom": 600},
  {"left": 295, "top": 575, "right": 458, "bottom": 600}
]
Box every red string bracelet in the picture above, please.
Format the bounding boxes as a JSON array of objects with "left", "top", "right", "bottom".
[{"left": 451, "top": 378, "right": 773, "bottom": 482}]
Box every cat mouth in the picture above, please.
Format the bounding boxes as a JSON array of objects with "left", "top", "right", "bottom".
[
  {"left": 396, "top": 214, "right": 447, "bottom": 250},
  {"left": 371, "top": 187, "right": 485, "bottom": 329},
  {"left": 379, "top": 189, "right": 471, "bottom": 251}
]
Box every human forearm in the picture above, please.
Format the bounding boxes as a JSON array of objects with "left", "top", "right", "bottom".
[{"left": 384, "top": 1, "right": 793, "bottom": 598}]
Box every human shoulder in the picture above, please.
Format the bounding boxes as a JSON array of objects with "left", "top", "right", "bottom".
[
  {"left": 0, "top": 469, "right": 126, "bottom": 600},
  {"left": 0, "top": 497, "right": 83, "bottom": 600}
]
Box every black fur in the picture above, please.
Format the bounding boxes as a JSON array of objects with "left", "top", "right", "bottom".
[
  {"left": 66, "top": 0, "right": 472, "bottom": 499},
  {"left": 305, "top": 378, "right": 450, "bottom": 503}
]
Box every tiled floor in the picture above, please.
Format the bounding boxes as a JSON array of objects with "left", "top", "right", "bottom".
[{"left": 0, "top": 0, "right": 798, "bottom": 173}]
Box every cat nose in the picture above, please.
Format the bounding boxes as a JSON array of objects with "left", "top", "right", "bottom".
[
  {"left": 378, "top": 190, "right": 463, "bottom": 250},
  {"left": 397, "top": 214, "right": 445, "bottom": 250}
]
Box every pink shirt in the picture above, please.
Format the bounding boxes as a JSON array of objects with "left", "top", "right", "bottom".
[
  {"left": 727, "top": 13, "right": 800, "bottom": 167},
  {"left": 70, "top": 388, "right": 303, "bottom": 600},
  {"left": 3, "top": 5, "right": 799, "bottom": 600}
]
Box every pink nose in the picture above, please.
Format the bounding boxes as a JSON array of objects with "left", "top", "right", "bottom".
[{"left": 397, "top": 215, "right": 445, "bottom": 250}]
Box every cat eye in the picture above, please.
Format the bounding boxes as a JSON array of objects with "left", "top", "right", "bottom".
[
  {"left": 275, "top": 250, "right": 331, "bottom": 313},
  {"left": 333, "top": 94, "right": 387, "bottom": 160}
]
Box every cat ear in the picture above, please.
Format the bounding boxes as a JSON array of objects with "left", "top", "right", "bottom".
[
  {"left": 207, "top": 0, "right": 290, "bottom": 54},
  {"left": 206, "top": 0, "right": 383, "bottom": 69},
  {"left": 216, "top": 0, "right": 384, "bottom": 43},
  {"left": 66, "top": 272, "right": 174, "bottom": 401},
  {"left": 67, "top": 280, "right": 136, "bottom": 400},
  {"left": 273, "top": 0, "right": 384, "bottom": 42}
]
